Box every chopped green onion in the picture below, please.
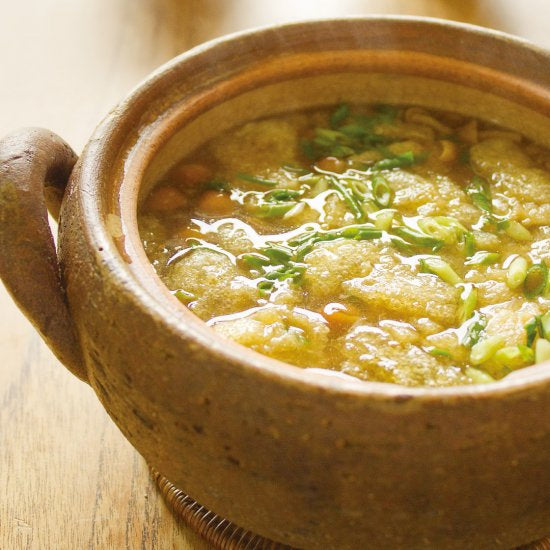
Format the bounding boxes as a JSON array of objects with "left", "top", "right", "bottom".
[
  {"left": 373, "top": 151, "right": 417, "bottom": 171},
  {"left": 464, "top": 251, "right": 500, "bottom": 266},
  {"left": 330, "top": 176, "right": 366, "bottom": 220},
  {"left": 294, "top": 238, "right": 323, "bottom": 261},
  {"left": 458, "top": 284, "right": 477, "bottom": 324},
  {"left": 432, "top": 216, "right": 467, "bottom": 231},
  {"left": 240, "top": 253, "right": 271, "bottom": 269},
  {"left": 316, "top": 128, "right": 348, "bottom": 142},
  {"left": 536, "top": 338, "right": 550, "bottom": 363},
  {"left": 524, "top": 262, "right": 548, "bottom": 299},
  {"left": 504, "top": 220, "right": 532, "bottom": 241},
  {"left": 518, "top": 344, "right": 536, "bottom": 362},
  {"left": 494, "top": 346, "right": 530, "bottom": 368},
  {"left": 470, "top": 335, "right": 505, "bottom": 365},
  {"left": 265, "top": 262, "right": 306, "bottom": 282},
  {"left": 256, "top": 202, "right": 297, "bottom": 218},
  {"left": 330, "top": 103, "right": 350, "bottom": 128},
  {"left": 525, "top": 316, "right": 541, "bottom": 347},
  {"left": 173, "top": 289, "right": 195, "bottom": 304},
  {"left": 426, "top": 347, "right": 453, "bottom": 358},
  {"left": 462, "top": 313, "right": 487, "bottom": 347},
  {"left": 393, "top": 227, "right": 445, "bottom": 250},
  {"left": 466, "top": 175, "right": 492, "bottom": 213},
  {"left": 466, "top": 367, "right": 495, "bottom": 384},
  {"left": 336, "top": 224, "right": 383, "bottom": 240},
  {"left": 371, "top": 174, "right": 393, "bottom": 207},
  {"left": 257, "top": 280, "right": 275, "bottom": 297},
  {"left": 506, "top": 256, "right": 528, "bottom": 289},
  {"left": 371, "top": 209, "right": 395, "bottom": 231},
  {"left": 288, "top": 229, "right": 320, "bottom": 247},
  {"left": 339, "top": 123, "right": 370, "bottom": 139},
  {"left": 237, "top": 173, "right": 278, "bottom": 186},
  {"left": 540, "top": 311, "right": 550, "bottom": 340},
  {"left": 313, "top": 128, "right": 355, "bottom": 158},
  {"left": 283, "top": 202, "right": 306, "bottom": 219},
  {"left": 419, "top": 257, "right": 463, "bottom": 285},
  {"left": 354, "top": 228, "right": 384, "bottom": 240},
  {"left": 389, "top": 236, "right": 418, "bottom": 254},
  {"left": 348, "top": 180, "right": 370, "bottom": 200},
  {"left": 495, "top": 218, "right": 510, "bottom": 231},
  {"left": 263, "top": 244, "right": 293, "bottom": 264},
  {"left": 463, "top": 231, "right": 476, "bottom": 257},
  {"left": 266, "top": 189, "right": 302, "bottom": 201},
  {"left": 282, "top": 164, "right": 310, "bottom": 175},
  {"left": 418, "top": 216, "right": 466, "bottom": 245}
]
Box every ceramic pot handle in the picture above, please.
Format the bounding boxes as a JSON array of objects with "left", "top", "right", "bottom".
[{"left": 0, "top": 128, "right": 86, "bottom": 381}]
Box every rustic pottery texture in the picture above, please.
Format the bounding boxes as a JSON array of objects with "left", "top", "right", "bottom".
[{"left": 1, "top": 18, "right": 550, "bottom": 549}]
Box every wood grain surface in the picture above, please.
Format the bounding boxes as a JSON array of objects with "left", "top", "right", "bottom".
[{"left": 1, "top": 1, "right": 550, "bottom": 549}]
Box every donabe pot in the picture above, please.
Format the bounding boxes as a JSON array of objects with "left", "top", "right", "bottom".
[{"left": 1, "top": 17, "right": 550, "bottom": 549}]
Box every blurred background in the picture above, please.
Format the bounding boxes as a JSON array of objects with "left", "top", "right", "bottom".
[{"left": 1, "top": 1, "right": 549, "bottom": 549}]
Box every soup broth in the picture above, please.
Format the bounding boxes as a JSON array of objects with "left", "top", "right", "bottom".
[{"left": 139, "top": 104, "right": 550, "bottom": 387}]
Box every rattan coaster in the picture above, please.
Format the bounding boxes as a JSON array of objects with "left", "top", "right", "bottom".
[
  {"left": 152, "top": 469, "right": 550, "bottom": 550},
  {"left": 151, "top": 469, "right": 292, "bottom": 549}
]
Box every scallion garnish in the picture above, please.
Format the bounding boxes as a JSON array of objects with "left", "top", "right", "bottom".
[
  {"left": 540, "top": 311, "right": 550, "bottom": 340},
  {"left": 237, "top": 173, "right": 278, "bottom": 186},
  {"left": 426, "top": 347, "right": 453, "bottom": 358},
  {"left": 462, "top": 312, "right": 487, "bottom": 348},
  {"left": 466, "top": 175, "right": 492, "bottom": 213},
  {"left": 470, "top": 335, "right": 504, "bottom": 365},
  {"left": 371, "top": 209, "right": 395, "bottom": 231},
  {"left": 524, "top": 316, "right": 542, "bottom": 347},
  {"left": 257, "top": 280, "right": 275, "bottom": 298},
  {"left": 418, "top": 216, "right": 466, "bottom": 245},
  {"left": 256, "top": 202, "right": 297, "bottom": 218},
  {"left": 266, "top": 189, "right": 301, "bottom": 201},
  {"left": 173, "top": 289, "right": 195, "bottom": 304},
  {"left": 263, "top": 244, "right": 293, "bottom": 264},
  {"left": 240, "top": 253, "right": 271, "bottom": 269},
  {"left": 371, "top": 174, "right": 393, "bottom": 207},
  {"left": 458, "top": 284, "right": 477, "bottom": 324},
  {"left": 536, "top": 339, "right": 550, "bottom": 364},
  {"left": 389, "top": 236, "right": 419, "bottom": 254},
  {"left": 282, "top": 164, "right": 310, "bottom": 175},
  {"left": 504, "top": 220, "right": 532, "bottom": 242},
  {"left": 463, "top": 231, "right": 476, "bottom": 257},
  {"left": 466, "top": 367, "right": 494, "bottom": 384},
  {"left": 419, "top": 257, "right": 463, "bottom": 285},
  {"left": 330, "top": 103, "right": 350, "bottom": 128},
  {"left": 392, "top": 227, "right": 445, "bottom": 251},
  {"left": 329, "top": 176, "right": 366, "bottom": 220},
  {"left": 506, "top": 256, "right": 528, "bottom": 289},
  {"left": 524, "top": 262, "right": 548, "bottom": 299},
  {"left": 373, "top": 151, "right": 417, "bottom": 171},
  {"left": 464, "top": 251, "right": 500, "bottom": 266}
]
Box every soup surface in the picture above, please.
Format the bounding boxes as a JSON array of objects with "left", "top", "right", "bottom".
[{"left": 139, "top": 104, "right": 550, "bottom": 387}]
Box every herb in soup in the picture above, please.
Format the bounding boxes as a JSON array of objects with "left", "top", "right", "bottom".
[{"left": 139, "top": 104, "right": 550, "bottom": 387}]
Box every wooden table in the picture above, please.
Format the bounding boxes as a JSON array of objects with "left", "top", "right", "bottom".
[{"left": 1, "top": 2, "right": 550, "bottom": 548}]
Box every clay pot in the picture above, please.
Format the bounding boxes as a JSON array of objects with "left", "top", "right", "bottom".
[{"left": 1, "top": 17, "right": 550, "bottom": 549}]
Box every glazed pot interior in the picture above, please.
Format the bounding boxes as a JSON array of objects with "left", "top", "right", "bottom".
[{"left": 91, "top": 18, "right": 550, "bottom": 397}]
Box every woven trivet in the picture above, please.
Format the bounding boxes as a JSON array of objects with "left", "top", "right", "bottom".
[{"left": 152, "top": 469, "right": 549, "bottom": 550}]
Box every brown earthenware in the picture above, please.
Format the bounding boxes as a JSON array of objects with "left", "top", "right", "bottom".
[{"left": 1, "top": 17, "right": 550, "bottom": 549}]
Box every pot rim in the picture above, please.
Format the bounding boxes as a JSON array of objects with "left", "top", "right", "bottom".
[{"left": 75, "top": 15, "right": 550, "bottom": 401}]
